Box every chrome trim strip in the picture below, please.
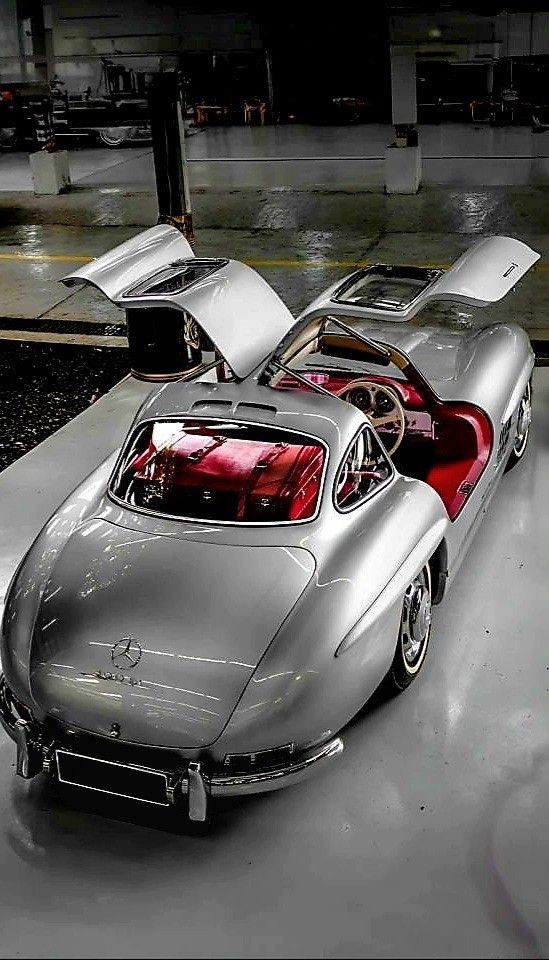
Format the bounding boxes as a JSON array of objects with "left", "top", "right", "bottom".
[
  {"left": 332, "top": 424, "right": 396, "bottom": 515},
  {"left": 14, "top": 720, "right": 33, "bottom": 778}
]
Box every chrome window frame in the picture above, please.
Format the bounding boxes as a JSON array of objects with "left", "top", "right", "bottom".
[
  {"left": 330, "top": 265, "right": 442, "bottom": 314},
  {"left": 108, "top": 415, "right": 330, "bottom": 528},
  {"left": 333, "top": 424, "right": 395, "bottom": 514}
]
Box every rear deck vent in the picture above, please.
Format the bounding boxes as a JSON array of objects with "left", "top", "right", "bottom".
[
  {"left": 234, "top": 402, "right": 277, "bottom": 418},
  {"left": 190, "top": 400, "right": 233, "bottom": 412}
]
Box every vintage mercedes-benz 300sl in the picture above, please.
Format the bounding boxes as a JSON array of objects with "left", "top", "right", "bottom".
[{"left": 0, "top": 228, "right": 538, "bottom": 821}]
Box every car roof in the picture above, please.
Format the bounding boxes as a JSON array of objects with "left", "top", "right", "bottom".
[{"left": 134, "top": 375, "right": 368, "bottom": 462}]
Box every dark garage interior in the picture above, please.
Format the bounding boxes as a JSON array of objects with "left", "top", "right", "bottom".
[{"left": 1, "top": 3, "right": 549, "bottom": 959}]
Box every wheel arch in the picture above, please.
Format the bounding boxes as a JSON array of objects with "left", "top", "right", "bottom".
[{"left": 429, "top": 538, "right": 448, "bottom": 605}]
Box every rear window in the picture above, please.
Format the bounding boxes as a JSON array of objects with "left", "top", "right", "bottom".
[{"left": 111, "top": 419, "right": 327, "bottom": 524}]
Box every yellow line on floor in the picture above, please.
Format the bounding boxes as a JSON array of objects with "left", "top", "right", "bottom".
[
  {"left": 0, "top": 251, "right": 376, "bottom": 269},
  {"left": 0, "top": 329, "right": 128, "bottom": 348},
  {"left": 0, "top": 251, "right": 548, "bottom": 272},
  {"left": 250, "top": 257, "right": 549, "bottom": 273},
  {"left": 0, "top": 252, "right": 92, "bottom": 263}
]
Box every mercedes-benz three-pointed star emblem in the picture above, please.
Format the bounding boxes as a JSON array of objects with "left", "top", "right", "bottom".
[{"left": 111, "top": 638, "right": 143, "bottom": 671}]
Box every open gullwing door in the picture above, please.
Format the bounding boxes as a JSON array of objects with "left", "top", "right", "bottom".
[
  {"left": 422, "top": 235, "right": 540, "bottom": 308},
  {"left": 301, "top": 235, "right": 540, "bottom": 324},
  {"left": 62, "top": 224, "right": 296, "bottom": 379}
]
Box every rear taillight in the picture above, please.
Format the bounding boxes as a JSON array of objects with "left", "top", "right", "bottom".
[{"left": 223, "top": 743, "right": 295, "bottom": 774}]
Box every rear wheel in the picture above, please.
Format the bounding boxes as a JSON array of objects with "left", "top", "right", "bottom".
[
  {"left": 384, "top": 565, "right": 432, "bottom": 694},
  {"left": 506, "top": 379, "right": 532, "bottom": 472}
]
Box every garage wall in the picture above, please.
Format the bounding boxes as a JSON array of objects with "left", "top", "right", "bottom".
[
  {"left": 390, "top": 11, "right": 497, "bottom": 46},
  {"left": 496, "top": 12, "right": 549, "bottom": 58},
  {"left": 51, "top": 0, "right": 261, "bottom": 92}
]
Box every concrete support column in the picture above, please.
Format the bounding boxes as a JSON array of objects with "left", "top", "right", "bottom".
[
  {"left": 28, "top": 2, "right": 47, "bottom": 82},
  {"left": 385, "top": 46, "right": 421, "bottom": 194},
  {"left": 390, "top": 47, "right": 417, "bottom": 127}
]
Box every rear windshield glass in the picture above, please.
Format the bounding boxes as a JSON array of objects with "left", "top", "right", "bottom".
[{"left": 111, "top": 419, "right": 326, "bottom": 524}]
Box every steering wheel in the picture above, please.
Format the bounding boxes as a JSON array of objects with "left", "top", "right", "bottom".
[{"left": 336, "top": 379, "right": 406, "bottom": 457}]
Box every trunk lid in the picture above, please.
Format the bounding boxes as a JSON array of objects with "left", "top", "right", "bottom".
[{"left": 29, "top": 519, "right": 315, "bottom": 748}]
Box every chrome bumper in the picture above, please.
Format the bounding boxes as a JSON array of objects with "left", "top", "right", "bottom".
[
  {"left": 209, "top": 737, "right": 344, "bottom": 798},
  {"left": 181, "top": 738, "right": 344, "bottom": 820},
  {"left": 0, "top": 674, "right": 343, "bottom": 821}
]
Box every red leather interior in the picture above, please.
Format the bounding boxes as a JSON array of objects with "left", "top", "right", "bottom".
[
  {"left": 279, "top": 370, "right": 492, "bottom": 520},
  {"left": 125, "top": 369, "right": 493, "bottom": 523},
  {"left": 127, "top": 426, "right": 325, "bottom": 522},
  {"left": 280, "top": 372, "right": 425, "bottom": 409},
  {"left": 424, "top": 403, "right": 492, "bottom": 519}
]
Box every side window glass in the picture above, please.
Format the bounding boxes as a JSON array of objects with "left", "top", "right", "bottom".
[{"left": 335, "top": 427, "right": 392, "bottom": 510}]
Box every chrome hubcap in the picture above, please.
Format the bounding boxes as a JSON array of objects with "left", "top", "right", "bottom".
[
  {"left": 401, "top": 571, "right": 432, "bottom": 670},
  {"left": 514, "top": 383, "right": 532, "bottom": 456}
]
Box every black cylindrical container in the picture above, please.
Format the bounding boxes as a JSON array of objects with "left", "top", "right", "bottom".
[{"left": 126, "top": 307, "right": 202, "bottom": 381}]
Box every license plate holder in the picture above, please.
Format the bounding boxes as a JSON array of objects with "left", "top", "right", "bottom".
[{"left": 55, "top": 749, "right": 170, "bottom": 806}]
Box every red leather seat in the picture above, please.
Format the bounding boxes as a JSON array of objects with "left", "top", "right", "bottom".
[{"left": 425, "top": 404, "right": 492, "bottom": 520}]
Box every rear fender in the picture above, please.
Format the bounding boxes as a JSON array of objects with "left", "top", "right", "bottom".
[
  {"left": 0, "top": 455, "right": 114, "bottom": 708},
  {"left": 335, "top": 517, "right": 447, "bottom": 655},
  {"left": 209, "top": 479, "right": 449, "bottom": 761}
]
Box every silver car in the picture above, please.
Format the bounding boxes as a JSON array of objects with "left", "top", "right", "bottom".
[{"left": 0, "top": 228, "right": 538, "bottom": 822}]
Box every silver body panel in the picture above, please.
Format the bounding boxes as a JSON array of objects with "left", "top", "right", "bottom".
[
  {"left": 62, "top": 224, "right": 195, "bottom": 300},
  {"left": 29, "top": 517, "right": 316, "bottom": 748},
  {"left": 0, "top": 231, "right": 537, "bottom": 807}
]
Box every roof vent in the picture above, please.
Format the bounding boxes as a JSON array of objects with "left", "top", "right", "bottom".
[
  {"left": 234, "top": 402, "right": 277, "bottom": 418},
  {"left": 332, "top": 265, "right": 441, "bottom": 313},
  {"left": 190, "top": 399, "right": 233, "bottom": 412},
  {"left": 125, "top": 259, "right": 228, "bottom": 298}
]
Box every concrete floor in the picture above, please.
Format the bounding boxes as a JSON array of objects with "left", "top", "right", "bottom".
[
  {"left": 2, "top": 124, "right": 549, "bottom": 192},
  {"left": 0, "top": 185, "right": 549, "bottom": 340},
  {"left": 0, "top": 367, "right": 548, "bottom": 959}
]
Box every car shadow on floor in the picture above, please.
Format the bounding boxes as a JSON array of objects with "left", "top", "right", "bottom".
[{"left": 3, "top": 759, "right": 297, "bottom": 859}]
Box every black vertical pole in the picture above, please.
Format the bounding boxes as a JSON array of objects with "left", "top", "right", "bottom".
[
  {"left": 148, "top": 71, "right": 193, "bottom": 239},
  {"left": 265, "top": 49, "right": 275, "bottom": 122},
  {"left": 29, "top": 94, "right": 56, "bottom": 152}
]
